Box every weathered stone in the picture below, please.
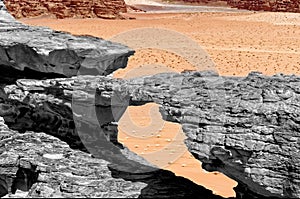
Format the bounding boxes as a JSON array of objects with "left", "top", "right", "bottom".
[
  {"left": 4, "top": 0, "right": 127, "bottom": 19},
  {"left": 0, "top": 117, "right": 224, "bottom": 198},
  {"left": 1, "top": 1, "right": 299, "bottom": 198},
  {"left": 1, "top": 71, "right": 298, "bottom": 198},
  {"left": 1, "top": 2, "right": 231, "bottom": 198},
  {"left": 174, "top": 0, "right": 300, "bottom": 13},
  {"left": 0, "top": 0, "right": 133, "bottom": 83},
  {"left": 227, "top": 0, "right": 300, "bottom": 13}
]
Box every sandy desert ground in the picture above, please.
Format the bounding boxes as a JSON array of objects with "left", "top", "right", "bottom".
[
  {"left": 125, "top": 0, "right": 163, "bottom": 5},
  {"left": 19, "top": 7, "right": 300, "bottom": 198}
]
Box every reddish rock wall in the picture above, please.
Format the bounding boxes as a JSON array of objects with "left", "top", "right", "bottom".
[
  {"left": 227, "top": 0, "right": 300, "bottom": 12},
  {"left": 178, "top": 0, "right": 300, "bottom": 12},
  {"left": 4, "top": 0, "right": 127, "bottom": 19}
]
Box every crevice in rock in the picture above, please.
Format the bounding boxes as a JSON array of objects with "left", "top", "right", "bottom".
[
  {"left": 1, "top": 4, "right": 299, "bottom": 196},
  {"left": 108, "top": 165, "right": 227, "bottom": 199},
  {"left": 11, "top": 168, "right": 39, "bottom": 194},
  {"left": 0, "top": 63, "right": 66, "bottom": 85},
  {"left": 0, "top": 79, "right": 233, "bottom": 198},
  {"left": 0, "top": 167, "right": 39, "bottom": 198},
  {"left": 0, "top": 175, "right": 9, "bottom": 197}
]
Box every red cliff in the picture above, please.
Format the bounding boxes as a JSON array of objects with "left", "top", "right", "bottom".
[
  {"left": 227, "top": 0, "right": 300, "bottom": 12},
  {"left": 4, "top": 0, "right": 127, "bottom": 19}
]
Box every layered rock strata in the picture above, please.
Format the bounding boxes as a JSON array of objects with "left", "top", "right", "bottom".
[
  {"left": 1, "top": 0, "right": 299, "bottom": 198},
  {"left": 0, "top": 71, "right": 299, "bottom": 198},
  {"left": 0, "top": 117, "right": 223, "bottom": 198},
  {"left": 0, "top": 0, "right": 133, "bottom": 81},
  {"left": 172, "top": 0, "right": 300, "bottom": 13},
  {"left": 0, "top": 2, "right": 227, "bottom": 198},
  {"left": 4, "top": 0, "right": 127, "bottom": 19},
  {"left": 227, "top": 0, "right": 300, "bottom": 12}
]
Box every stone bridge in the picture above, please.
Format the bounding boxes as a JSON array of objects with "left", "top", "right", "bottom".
[{"left": 0, "top": 1, "right": 299, "bottom": 198}]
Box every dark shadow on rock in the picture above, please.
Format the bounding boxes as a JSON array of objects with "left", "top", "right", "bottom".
[
  {"left": 0, "top": 175, "right": 8, "bottom": 197},
  {"left": 0, "top": 62, "right": 66, "bottom": 85},
  {"left": 234, "top": 183, "right": 288, "bottom": 199},
  {"left": 108, "top": 163, "right": 229, "bottom": 199},
  {"left": 0, "top": 167, "right": 38, "bottom": 198},
  {"left": 11, "top": 168, "right": 39, "bottom": 194}
]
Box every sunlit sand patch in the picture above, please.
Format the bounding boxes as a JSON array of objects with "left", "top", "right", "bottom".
[
  {"left": 114, "top": 47, "right": 237, "bottom": 198},
  {"left": 118, "top": 103, "right": 238, "bottom": 198},
  {"left": 223, "top": 12, "right": 300, "bottom": 26},
  {"left": 113, "top": 49, "right": 199, "bottom": 79}
]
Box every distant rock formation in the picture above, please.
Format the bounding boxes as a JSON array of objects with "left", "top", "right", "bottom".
[
  {"left": 174, "top": 0, "right": 300, "bottom": 13},
  {"left": 174, "top": 0, "right": 227, "bottom": 4},
  {"left": 227, "top": 0, "right": 300, "bottom": 12},
  {"left": 4, "top": 0, "right": 127, "bottom": 19}
]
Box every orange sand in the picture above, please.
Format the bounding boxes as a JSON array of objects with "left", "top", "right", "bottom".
[{"left": 20, "top": 11, "right": 300, "bottom": 198}]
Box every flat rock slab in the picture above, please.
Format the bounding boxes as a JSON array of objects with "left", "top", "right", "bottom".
[{"left": 0, "top": 0, "right": 134, "bottom": 78}]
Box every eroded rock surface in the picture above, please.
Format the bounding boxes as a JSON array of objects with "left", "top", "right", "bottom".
[
  {"left": 172, "top": 0, "right": 300, "bottom": 13},
  {"left": 0, "top": 116, "right": 224, "bottom": 198},
  {"left": 0, "top": 2, "right": 229, "bottom": 198},
  {"left": 0, "top": 118, "right": 145, "bottom": 198},
  {"left": 227, "top": 0, "right": 300, "bottom": 12},
  {"left": 1, "top": 0, "right": 299, "bottom": 198},
  {"left": 0, "top": 0, "right": 133, "bottom": 81},
  {"left": 1, "top": 71, "right": 299, "bottom": 198},
  {"left": 4, "top": 0, "right": 127, "bottom": 19}
]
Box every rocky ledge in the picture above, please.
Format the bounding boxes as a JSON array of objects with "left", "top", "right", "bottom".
[
  {"left": 0, "top": 0, "right": 133, "bottom": 83},
  {"left": 227, "top": 0, "right": 300, "bottom": 13},
  {"left": 0, "top": 1, "right": 299, "bottom": 198},
  {"left": 0, "top": 72, "right": 299, "bottom": 198},
  {"left": 4, "top": 0, "right": 127, "bottom": 19},
  {"left": 1, "top": 116, "right": 223, "bottom": 198},
  {"left": 0, "top": 1, "right": 227, "bottom": 198}
]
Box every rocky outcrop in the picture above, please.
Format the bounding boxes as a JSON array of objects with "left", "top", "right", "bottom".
[
  {"left": 0, "top": 0, "right": 133, "bottom": 82},
  {"left": 227, "top": 0, "right": 300, "bottom": 12},
  {"left": 0, "top": 118, "right": 145, "bottom": 198},
  {"left": 174, "top": 0, "right": 300, "bottom": 13},
  {"left": 171, "top": 0, "right": 227, "bottom": 4},
  {"left": 1, "top": 0, "right": 299, "bottom": 198},
  {"left": 0, "top": 1, "right": 228, "bottom": 198},
  {"left": 117, "top": 71, "right": 300, "bottom": 198},
  {"left": 4, "top": 0, "right": 127, "bottom": 19},
  {"left": 0, "top": 71, "right": 299, "bottom": 198},
  {"left": 0, "top": 118, "right": 224, "bottom": 198}
]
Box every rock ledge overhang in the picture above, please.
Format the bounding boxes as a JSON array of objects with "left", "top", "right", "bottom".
[
  {"left": 1, "top": 71, "right": 299, "bottom": 198},
  {"left": 0, "top": 0, "right": 134, "bottom": 82},
  {"left": 0, "top": 0, "right": 299, "bottom": 198}
]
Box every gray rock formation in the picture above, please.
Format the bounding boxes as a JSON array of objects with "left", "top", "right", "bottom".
[
  {"left": 0, "top": 72, "right": 299, "bottom": 198},
  {"left": 0, "top": 1, "right": 227, "bottom": 198},
  {"left": 0, "top": 118, "right": 146, "bottom": 198},
  {"left": 0, "top": 0, "right": 133, "bottom": 81},
  {"left": 0, "top": 0, "right": 299, "bottom": 198},
  {"left": 0, "top": 117, "right": 223, "bottom": 198}
]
